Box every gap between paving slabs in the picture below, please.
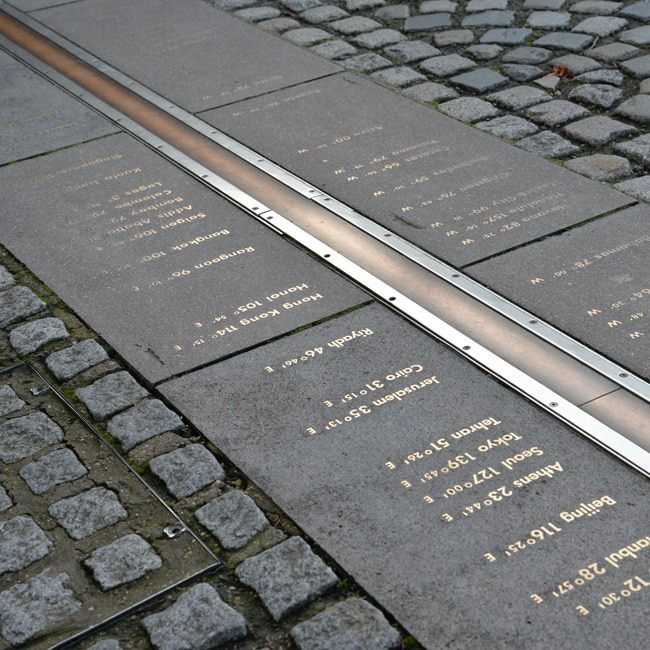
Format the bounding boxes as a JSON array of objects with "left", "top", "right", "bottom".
[{"left": 0, "top": 250, "right": 407, "bottom": 650}]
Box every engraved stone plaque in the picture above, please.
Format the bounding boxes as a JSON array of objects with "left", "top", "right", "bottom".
[
  {"left": 201, "top": 74, "right": 633, "bottom": 267},
  {"left": 161, "top": 303, "right": 650, "bottom": 649},
  {"left": 34, "top": 0, "right": 341, "bottom": 113},
  {"left": 0, "top": 48, "right": 117, "bottom": 166},
  {"left": 0, "top": 133, "right": 367, "bottom": 383},
  {"left": 469, "top": 205, "right": 650, "bottom": 382}
]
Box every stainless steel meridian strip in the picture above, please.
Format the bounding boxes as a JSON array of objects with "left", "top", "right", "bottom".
[{"left": 0, "top": 5, "right": 649, "bottom": 477}]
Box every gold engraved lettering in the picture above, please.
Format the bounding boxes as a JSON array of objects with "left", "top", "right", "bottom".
[{"left": 512, "top": 461, "right": 563, "bottom": 488}]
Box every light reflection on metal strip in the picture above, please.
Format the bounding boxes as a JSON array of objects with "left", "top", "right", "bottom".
[
  {"left": 1, "top": 1, "right": 648, "bottom": 402},
  {"left": 1, "top": 5, "right": 649, "bottom": 476}
]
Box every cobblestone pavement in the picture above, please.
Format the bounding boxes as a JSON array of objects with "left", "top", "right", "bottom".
[
  {"left": 215, "top": 0, "right": 650, "bottom": 198},
  {"left": 2, "top": 1, "right": 650, "bottom": 649},
  {"left": 0, "top": 255, "right": 404, "bottom": 649}
]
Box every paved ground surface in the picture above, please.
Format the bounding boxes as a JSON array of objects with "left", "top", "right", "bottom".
[
  {"left": 227, "top": 0, "right": 650, "bottom": 196},
  {"left": 1, "top": 1, "right": 650, "bottom": 649}
]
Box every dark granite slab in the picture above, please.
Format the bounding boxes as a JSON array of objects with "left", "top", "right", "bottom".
[
  {"left": 0, "top": 49, "right": 117, "bottom": 166},
  {"left": 200, "top": 73, "right": 632, "bottom": 267},
  {"left": 469, "top": 205, "right": 650, "bottom": 381},
  {"left": 33, "top": 0, "right": 341, "bottom": 113},
  {"left": 0, "top": 133, "right": 367, "bottom": 383},
  {"left": 161, "top": 302, "right": 650, "bottom": 649}
]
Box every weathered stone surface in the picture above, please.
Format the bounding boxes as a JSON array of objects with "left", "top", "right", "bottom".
[
  {"left": 614, "top": 175, "right": 650, "bottom": 200},
  {"left": 613, "top": 133, "right": 650, "bottom": 166},
  {"left": 384, "top": 40, "right": 441, "bottom": 63},
  {"left": 107, "top": 399, "right": 184, "bottom": 451},
  {"left": 570, "top": 0, "right": 622, "bottom": 13},
  {"left": 563, "top": 115, "right": 637, "bottom": 145},
  {"left": 575, "top": 69, "right": 624, "bottom": 85},
  {"left": 526, "top": 11, "right": 571, "bottom": 28},
  {"left": 0, "top": 384, "right": 25, "bottom": 417},
  {"left": 419, "top": 53, "right": 476, "bottom": 76},
  {"left": 449, "top": 68, "right": 508, "bottom": 92},
  {"left": 549, "top": 54, "right": 601, "bottom": 75},
  {"left": 330, "top": 16, "right": 381, "bottom": 35},
  {"left": 49, "top": 487, "right": 128, "bottom": 540},
  {"left": 588, "top": 42, "right": 640, "bottom": 62},
  {"left": 19, "top": 448, "right": 88, "bottom": 494},
  {"left": 342, "top": 53, "right": 393, "bottom": 71},
  {"left": 526, "top": 98, "right": 591, "bottom": 125},
  {"left": 0, "top": 485, "right": 12, "bottom": 513},
  {"left": 437, "top": 97, "right": 500, "bottom": 122},
  {"left": 620, "top": 54, "right": 650, "bottom": 79},
  {"left": 371, "top": 66, "right": 427, "bottom": 87},
  {"left": 401, "top": 81, "right": 459, "bottom": 102},
  {"left": 479, "top": 27, "right": 532, "bottom": 44},
  {"left": 420, "top": 0, "right": 457, "bottom": 12},
  {"left": 517, "top": 131, "right": 580, "bottom": 157},
  {"left": 310, "top": 40, "right": 357, "bottom": 59},
  {"left": 568, "top": 84, "right": 624, "bottom": 108},
  {"left": 487, "top": 86, "right": 551, "bottom": 110},
  {"left": 301, "top": 5, "right": 349, "bottom": 23},
  {"left": 614, "top": 94, "right": 650, "bottom": 124},
  {"left": 0, "top": 570, "right": 81, "bottom": 645},
  {"left": 196, "top": 490, "right": 270, "bottom": 549},
  {"left": 467, "top": 44, "right": 503, "bottom": 60},
  {"left": 573, "top": 16, "right": 627, "bottom": 36},
  {"left": 346, "top": 0, "right": 384, "bottom": 9},
  {"left": 45, "top": 339, "right": 109, "bottom": 381},
  {"left": 466, "top": 0, "right": 507, "bottom": 10},
  {"left": 84, "top": 534, "right": 162, "bottom": 590},
  {"left": 75, "top": 371, "right": 148, "bottom": 421},
  {"left": 501, "top": 64, "right": 543, "bottom": 81},
  {"left": 143, "top": 583, "right": 247, "bottom": 650},
  {"left": 234, "top": 7, "right": 281, "bottom": 21},
  {"left": 9, "top": 317, "right": 69, "bottom": 356},
  {"left": 149, "top": 444, "right": 225, "bottom": 498},
  {"left": 619, "top": 25, "right": 650, "bottom": 45},
  {"left": 433, "top": 29, "right": 474, "bottom": 46},
  {"left": 0, "top": 286, "right": 46, "bottom": 329},
  {"left": 502, "top": 46, "right": 553, "bottom": 63},
  {"left": 0, "top": 516, "right": 52, "bottom": 575},
  {"left": 280, "top": 0, "right": 321, "bottom": 10},
  {"left": 236, "top": 537, "right": 338, "bottom": 621},
  {"left": 619, "top": 1, "right": 650, "bottom": 22},
  {"left": 283, "top": 27, "right": 331, "bottom": 45},
  {"left": 0, "top": 411, "right": 64, "bottom": 463},
  {"left": 286, "top": 27, "right": 332, "bottom": 45},
  {"left": 533, "top": 32, "right": 593, "bottom": 50},
  {"left": 87, "top": 641, "right": 123, "bottom": 650},
  {"left": 354, "top": 29, "right": 406, "bottom": 49},
  {"left": 476, "top": 115, "right": 539, "bottom": 139},
  {"left": 462, "top": 10, "right": 514, "bottom": 26},
  {"left": 404, "top": 13, "right": 453, "bottom": 32},
  {"left": 375, "top": 4, "right": 410, "bottom": 19},
  {"left": 564, "top": 154, "right": 632, "bottom": 181},
  {"left": 291, "top": 599, "right": 401, "bottom": 650},
  {"left": 0, "top": 266, "right": 14, "bottom": 289},
  {"left": 259, "top": 17, "right": 301, "bottom": 31}
]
